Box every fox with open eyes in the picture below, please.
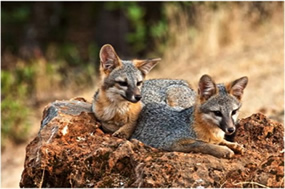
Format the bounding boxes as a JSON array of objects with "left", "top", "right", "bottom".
[
  {"left": 132, "top": 75, "right": 248, "bottom": 158},
  {"left": 91, "top": 44, "right": 160, "bottom": 139}
]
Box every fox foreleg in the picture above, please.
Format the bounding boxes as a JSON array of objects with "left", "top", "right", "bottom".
[
  {"left": 171, "top": 138, "right": 235, "bottom": 159},
  {"left": 112, "top": 122, "right": 136, "bottom": 139},
  {"left": 220, "top": 139, "right": 245, "bottom": 155}
]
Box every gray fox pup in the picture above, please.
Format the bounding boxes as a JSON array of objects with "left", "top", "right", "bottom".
[
  {"left": 92, "top": 44, "right": 160, "bottom": 139},
  {"left": 142, "top": 78, "right": 239, "bottom": 141},
  {"left": 132, "top": 74, "right": 248, "bottom": 158}
]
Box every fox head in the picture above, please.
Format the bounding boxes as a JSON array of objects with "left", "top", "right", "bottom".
[
  {"left": 197, "top": 74, "right": 248, "bottom": 135},
  {"left": 99, "top": 44, "right": 160, "bottom": 103}
]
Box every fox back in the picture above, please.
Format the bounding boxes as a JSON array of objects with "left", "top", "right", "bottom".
[
  {"left": 132, "top": 75, "right": 248, "bottom": 158},
  {"left": 131, "top": 102, "right": 197, "bottom": 150},
  {"left": 142, "top": 79, "right": 196, "bottom": 109}
]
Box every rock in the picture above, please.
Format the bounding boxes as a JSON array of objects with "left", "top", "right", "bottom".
[{"left": 20, "top": 99, "right": 284, "bottom": 188}]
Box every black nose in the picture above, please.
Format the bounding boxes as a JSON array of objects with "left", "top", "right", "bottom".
[
  {"left": 135, "top": 95, "right": 142, "bottom": 101},
  {"left": 227, "top": 127, "right": 235, "bottom": 134}
]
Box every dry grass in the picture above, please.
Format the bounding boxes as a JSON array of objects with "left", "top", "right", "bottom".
[{"left": 144, "top": 2, "right": 284, "bottom": 120}]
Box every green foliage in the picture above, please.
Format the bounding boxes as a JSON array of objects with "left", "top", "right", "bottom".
[
  {"left": 1, "top": 96, "right": 30, "bottom": 144},
  {"left": 59, "top": 43, "right": 81, "bottom": 66},
  {"left": 1, "top": 69, "right": 33, "bottom": 146},
  {"left": 88, "top": 43, "right": 99, "bottom": 62},
  {"left": 150, "top": 20, "right": 167, "bottom": 38},
  {"left": 104, "top": 2, "right": 148, "bottom": 53},
  {"left": 104, "top": 2, "right": 168, "bottom": 54},
  {"left": 1, "top": 4, "right": 31, "bottom": 24},
  {"left": 125, "top": 4, "right": 146, "bottom": 52}
]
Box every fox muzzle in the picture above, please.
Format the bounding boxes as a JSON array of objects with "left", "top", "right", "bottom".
[
  {"left": 221, "top": 117, "right": 236, "bottom": 135},
  {"left": 123, "top": 87, "right": 142, "bottom": 103}
]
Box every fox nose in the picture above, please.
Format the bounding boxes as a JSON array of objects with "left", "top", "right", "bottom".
[
  {"left": 227, "top": 127, "right": 235, "bottom": 135},
  {"left": 134, "top": 94, "right": 142, "bottom": 101}
]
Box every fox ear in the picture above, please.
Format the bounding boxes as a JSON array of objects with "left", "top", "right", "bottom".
[
  {"left": 134, "top": 58, "right": 161, "bottom": 77},
  {"left": 227, "top": 76, "right": 248, "bottom": 100},
  {"left": 99, "top": 44, "right": 121, "bottom": 73},
  {"left": 198, "top": 74, "right": 217, "bottom": 101}
]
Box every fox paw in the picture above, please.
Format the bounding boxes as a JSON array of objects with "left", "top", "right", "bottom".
[
  {"left": 211, "top": 146, "right": 234, "bottom": 159},
  {"left": 226, "top": 150, "right": 235, "bottom": 159},
  {"left": 233, "top": 143, "right": 245, "bottom": 155},
  {"left": 220, "top": 146, "right": 235, "bottom": 159},
  {"left": 112, "top": 130, "right": 130, "bottom": 139}
]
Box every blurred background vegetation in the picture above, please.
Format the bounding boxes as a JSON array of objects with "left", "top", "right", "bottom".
[{"left": 1, "top": 2, "right": 283, "bottom": 149}]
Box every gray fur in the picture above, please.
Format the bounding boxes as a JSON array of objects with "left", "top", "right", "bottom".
[
  {"left": 131, "top": 102, "right": 196, "bottom": 150},
  {"left": 142, "top": 79, "right": 196, "bottom": 108},
  {"left": 217, "top": 84, "right": 228, "bottom": 95}
]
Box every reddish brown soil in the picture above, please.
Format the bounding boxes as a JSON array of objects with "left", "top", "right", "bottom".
[{"left": 19, "top": 99, "right": 284, "bottom": 188}]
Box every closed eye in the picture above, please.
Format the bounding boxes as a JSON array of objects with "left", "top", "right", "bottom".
[
  {"left": 213, "top": 111, "right": 222, "bottom": 117},
  {"left": 117, "top": 81, "right": 128, "bottom": 87}
]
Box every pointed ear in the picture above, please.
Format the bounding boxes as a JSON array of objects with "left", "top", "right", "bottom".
[
  {"left": 134, "top": 58, "right": 161, "bottom": 77},
  {"left": 198, "top": 75, "right": 217, "bottom": 101},
  {"left": 227, "top": 76, "right": 248, "bottom": 100},
  {"left": 99, "top": 44, "right": 121, "bottom": 73}
]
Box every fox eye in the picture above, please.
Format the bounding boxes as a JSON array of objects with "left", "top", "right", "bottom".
[
  {"left": 232, "top": 109, "right": 237, "bottom": 116},
  {"left": 117, "top": 81, "right": 128, "bottom": 87},
  {"left": 137, "top": 81, "right": 143, "bottom": 86},
  {"left": 213, "top": 111, "right": 222, "bottom": 117}
]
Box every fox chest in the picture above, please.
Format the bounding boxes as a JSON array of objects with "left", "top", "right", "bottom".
[
  {"left": 194, "top": 122, "right": 225, "bottom": 144},
  {"left": 94, "top": 104, "right": 130, "bottom": 132},
  {"left": 201, "top": 128, "right": 225, "bottom": 144}
]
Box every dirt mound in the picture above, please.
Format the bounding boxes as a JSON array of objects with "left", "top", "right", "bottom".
[{"left": 20, "top": 99, "right": 284, "bottom": 188}]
